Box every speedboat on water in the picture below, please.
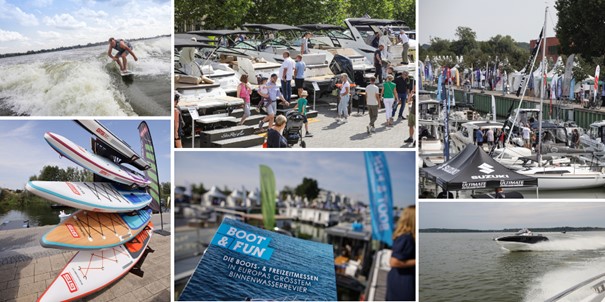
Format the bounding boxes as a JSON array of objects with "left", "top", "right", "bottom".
[{"left": 494, "top": 228, "right": 548, "bottom": 251}]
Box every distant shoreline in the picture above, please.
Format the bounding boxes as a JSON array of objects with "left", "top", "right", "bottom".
[
  {"left": 0, "top": 34, "right": 170, "bottom": 58},
  {"left": 420, "top": 227, "right": 605, "bottom": 233}
]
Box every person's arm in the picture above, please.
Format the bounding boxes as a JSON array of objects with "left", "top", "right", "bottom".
[
  {"left": 375, "top": 92, "right": 381, "bottom": 108},
  {"left": 282, "top": 63, "right": 288, "bottom": 80},
  {"left": 375, "top": 52, "right": 381, "bottom": 64},
  {"left": 344, "top": 85, "right": 350, "bottom": 96},
  {"left": 236, "top": 83, "right": 242, "bottom": 99},
  {"left": 393, "top": 86, "right": 399, "bottom": 103},
  {"left": 258, "top": 86, "right": 268, "bottom": 98},
  {"left": 120, "top": 41, "right": 138, "bottom": 61},
  {"left": 173, "top": 109, "right": 180, "bottom": 140},
  {"left": 390, "top": 257, "right": 415, "bottom": 268},
  {"left": 278, "top": 90, "right": 289, "bottom": 106},
  {"left": 107, "top": 45, "right": 115, "bottom": 60}
]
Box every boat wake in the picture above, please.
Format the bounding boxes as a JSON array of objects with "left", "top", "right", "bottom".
[
  {"left": 528, "top": 235, "right": 605, "bottom": 252},
  {"left": 524, "top": 258, "right": 605, "bottom": 302},
  {"left": 0, "top": 37, "right": 170, "bottom": 116},
  {"left": 0, "top": 59, "right": 133, "bottom": 116}
]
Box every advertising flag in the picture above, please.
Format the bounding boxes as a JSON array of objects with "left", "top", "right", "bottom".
[
  {"left": 260, "top": 165, "right": 276, "bottom": 230},
  {"left": 138, "top": 121, "right": 161, "bottom": 212},
  {"left": 364, "top": 152, "right": 394, "bottom": 246}
]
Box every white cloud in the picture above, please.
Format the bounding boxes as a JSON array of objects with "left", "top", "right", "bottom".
[
  {"left": 43, "top": 13, "right": 86, "bottom": 30},
  {"left": 37, "top": 30, "right": 61, "bottom": 39},
  {"left": 76, "top": 8, "right": 108, "bottom": 19},
  {"left": 0, "top": 2, "right": 39, "bottom": 26},
  {"left": 0, "top": 29, "right": 27, "bottom": 42}
]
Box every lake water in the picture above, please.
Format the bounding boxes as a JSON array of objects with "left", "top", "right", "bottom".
[
  {"left": 420, "top": 232, "right": 605, "bottom": 301},
  {"left": 0, "top": 37, "right": 171, "bottom": 116},
  {"left": 0, "top": 205, "right": 63, "bottom": 230}
]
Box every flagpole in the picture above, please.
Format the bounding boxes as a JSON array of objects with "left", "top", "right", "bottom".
[
  {"left": 504, "top": 27, "right": 545, "bottom": 148},
  {"left": 537, "top": 6, "right": 547, "bottom": 167}
]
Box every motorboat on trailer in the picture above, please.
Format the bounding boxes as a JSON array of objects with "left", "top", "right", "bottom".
[
  {"left": 185, "top": 29, "right": 282, "bottom": 85},
  {"left": 174, "top": 36, "right": 266, "bottom": 148},
  {"left": 297, "top": 24, "right": 375, "bottom": 76},
  {"left": 494, "top": 229, "right": 548, "bottom": 251},
  {"left": 241, "top": 23, "right": 340, "bottom": 95},
  {"left": 174, "top": 34, "right": 239, "bottom": 97},
  {"left": 342, "top": 17, "right": 417, "bottom": 72}
]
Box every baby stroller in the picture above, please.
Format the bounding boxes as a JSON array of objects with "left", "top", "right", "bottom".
[{"left": 284, "top": 110, "right": 306, "bottom": 148}]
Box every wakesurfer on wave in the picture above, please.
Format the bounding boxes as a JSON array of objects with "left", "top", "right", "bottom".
[{"left": 107, "top": 37, "right": 138, "bottom": 74}]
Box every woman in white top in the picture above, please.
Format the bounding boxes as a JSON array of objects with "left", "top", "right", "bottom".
[
  {"left": 301, "top": 32, "right": 312, "bottom": 54},
  {"left": 337, "top": 74, "right": 351, "bottom": 123}
]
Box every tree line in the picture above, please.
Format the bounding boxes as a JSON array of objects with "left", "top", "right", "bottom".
[
  {"left": 420, "top": 227, "right": 605, "bottom": 233},
  {"left": 0, "top": 35, "right": 170, "bottom": 59},
  {"left": 422, "top": 0, "right": 605, "bottom": 81},
  {"left": 175, "top": 0, "right": 415, "bottom": 32}
]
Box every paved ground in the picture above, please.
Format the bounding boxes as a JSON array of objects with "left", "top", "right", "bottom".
[
  {"left": 0, "top": 213, "right": 171, "bottom": 302},
  {"left": 265, "top": 95, "right": 416, "bottom": 149}
]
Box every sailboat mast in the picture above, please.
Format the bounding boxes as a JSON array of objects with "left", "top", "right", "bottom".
[{"left": 538, "top": 6, "right": 547, "bottom": 167}]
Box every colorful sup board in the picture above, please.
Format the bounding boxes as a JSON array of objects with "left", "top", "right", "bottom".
[
  {"left": 26, "top": 181, "right": 152, "bottom": 213},
  {"left": 40, "top": 208, "right": 152, "bottom": 250},
  {"left": 44, "top": 132, "right": 150, "bottom": 188},
  {"left": 37, "top": 222, "right": 153, "bottom": 302},
  {"left": 75, "top": 120, "right": 150, "bottom": 171}
]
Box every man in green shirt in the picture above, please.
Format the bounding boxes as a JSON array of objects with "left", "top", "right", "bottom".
[{"left": 294, "top": 90, "right": 313, "bottom": 137}]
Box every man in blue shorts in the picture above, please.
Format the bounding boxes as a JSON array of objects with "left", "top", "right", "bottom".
[{"left": 107, "top": 37, "right": 138, "bottom": 72}]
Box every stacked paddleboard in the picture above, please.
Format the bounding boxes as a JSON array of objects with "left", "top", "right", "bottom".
[{"left": 26, "top": 121, "right": 155, "bottom": 302}]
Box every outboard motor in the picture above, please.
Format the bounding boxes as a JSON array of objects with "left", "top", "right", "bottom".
[{"left": 329, "top": 54, "right": 354, "bottom": 84}]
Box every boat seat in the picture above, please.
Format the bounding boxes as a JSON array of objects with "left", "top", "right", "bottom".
[{"left": 195, "top": 115, "right": 237, "bottom": 125}]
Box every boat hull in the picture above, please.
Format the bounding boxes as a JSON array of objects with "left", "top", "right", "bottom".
[
  {"left": 516, "top": 174, "right": 605, "bottom": 190},
  {"left": 495, "top": 235, "right": 548, "bottom": 251}
]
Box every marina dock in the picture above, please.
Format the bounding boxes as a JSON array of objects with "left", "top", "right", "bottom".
[
  {"left": 438, "top": 86, "right": 605, "bottom": 129},
  {"left": 0, "top": 214, "right": 171, "bottom": 302}
]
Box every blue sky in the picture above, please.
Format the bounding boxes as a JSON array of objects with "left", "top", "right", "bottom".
[
  {"left": 420, "top": 202, "right": 605, "bottom": 229},
  {"left": 175, "top": 151, "right": 416, "bottom": 208},
  {"left": 0, "top": 0, "right": 171, "bottom": 54},
  {"left": 0, "top": 119, "right": 170, "bottom": 189},
  {"left": 420, "top": 0, "right": 558, "bottom": 44}
]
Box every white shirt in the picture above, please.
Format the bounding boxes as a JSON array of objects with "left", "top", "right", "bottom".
[
  {"left": 399, "top": 32, "right": 409, "bottom": 44},
  {"left": 486, "top": 129, "right": 494, "bottom": 141},
  {"left": 522, "top": 127, "right": 530, "bottom": 139},
  {"left": 340, "top": 81, "right": 350, "bottom": 96},
  {"left": 280, "top": 57, "right": 296, "bottom": 81},
  {"left": 365, "top": 84, "right": 379, "bottom": 105}
]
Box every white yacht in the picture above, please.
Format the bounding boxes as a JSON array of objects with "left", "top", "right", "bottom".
[{"left": 450, "top": 121, "right": 504, "bottom": 153}]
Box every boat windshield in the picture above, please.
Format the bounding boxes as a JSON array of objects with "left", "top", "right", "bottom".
[
  {"left": 232, "top": 40, "right": 260, "bottom": 51},
  {"left": 328, "top": 29, "right": 354, "bottom": 40},
  {"left": 515, "top": 228, "right": 531, "bottom": 235}
]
